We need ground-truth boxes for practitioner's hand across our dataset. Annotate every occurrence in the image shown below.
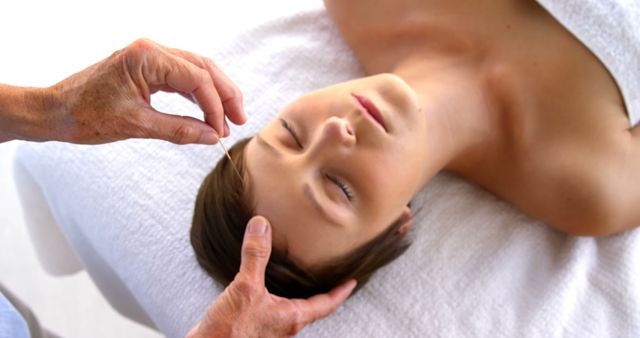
[186,216,357,338]
[37,38,245,144]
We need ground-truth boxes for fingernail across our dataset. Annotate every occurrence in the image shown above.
[247,217,267,235]
[199,131,218,144]
[340,280,357,296]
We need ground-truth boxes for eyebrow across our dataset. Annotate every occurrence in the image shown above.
[255,134,281,158]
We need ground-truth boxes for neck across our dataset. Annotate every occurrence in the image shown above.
[391,54,502,186]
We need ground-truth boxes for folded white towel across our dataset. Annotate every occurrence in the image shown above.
[14,1,640,337]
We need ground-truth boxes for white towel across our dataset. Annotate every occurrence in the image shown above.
[14,1,640,337]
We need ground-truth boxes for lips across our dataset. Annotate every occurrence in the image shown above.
[352,93,387,132]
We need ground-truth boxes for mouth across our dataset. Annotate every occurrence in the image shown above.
[351,93,387,133]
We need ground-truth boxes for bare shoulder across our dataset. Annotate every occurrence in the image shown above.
[500,124,640,237]
[474,4,640,237]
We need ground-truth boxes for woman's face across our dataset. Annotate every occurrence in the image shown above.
[245,74,428,269]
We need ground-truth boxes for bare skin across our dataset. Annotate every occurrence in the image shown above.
[324,0,638,236]
[0,39,246,145]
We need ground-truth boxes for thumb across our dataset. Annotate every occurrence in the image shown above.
[239,216,272,286]
[138,107,219,145]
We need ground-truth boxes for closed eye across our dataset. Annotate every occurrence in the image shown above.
[280,118,304,149]
[326,173,355,202]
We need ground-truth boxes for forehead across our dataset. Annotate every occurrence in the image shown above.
[244,137,287,246]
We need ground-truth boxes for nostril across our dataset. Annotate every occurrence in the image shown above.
[346,124,354,136]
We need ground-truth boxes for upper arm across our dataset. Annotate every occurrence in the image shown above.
[554,135,640,237]
[508,135,639,237]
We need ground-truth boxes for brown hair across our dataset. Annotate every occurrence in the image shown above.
[191,137,411,299]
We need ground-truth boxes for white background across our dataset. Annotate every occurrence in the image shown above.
[0,1,273,337]
[0,0,272,86]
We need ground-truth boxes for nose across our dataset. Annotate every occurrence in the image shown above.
[308,116,356,156]
[322,116,355,146]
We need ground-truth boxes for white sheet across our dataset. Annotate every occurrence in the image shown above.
[13,1,640,337]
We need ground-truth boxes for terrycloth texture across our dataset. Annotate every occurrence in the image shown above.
[13,1,640,337]
[537,0,640,127]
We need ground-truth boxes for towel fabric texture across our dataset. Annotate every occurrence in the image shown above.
[13,1,640,337]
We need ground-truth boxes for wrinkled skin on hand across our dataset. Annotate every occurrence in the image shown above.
[45,38,246,144]
[186,216,357,338]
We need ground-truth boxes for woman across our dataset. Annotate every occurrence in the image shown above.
[192,0,639,298]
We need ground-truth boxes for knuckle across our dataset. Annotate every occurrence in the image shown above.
[203,57,218,70]
[130,38,155,50]
[188,67,210,88]
[197,68,211,84]
[232,280,259,298]
[225,85,241,100]
[172,124,197,144]
[126,38,158,59]
[242,241,270,259]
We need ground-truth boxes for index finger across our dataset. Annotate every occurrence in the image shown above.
[123,39,226,136]
[202,57,246,126]
[150,55,226,135]
[168,48,246,126]
[163,61,225,135]
[293,279,357,325]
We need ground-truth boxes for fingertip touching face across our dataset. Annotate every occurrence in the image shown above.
[245,74,429,270]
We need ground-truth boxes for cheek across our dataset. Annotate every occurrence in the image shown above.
[358,155,415,207]
[253,172,300,221]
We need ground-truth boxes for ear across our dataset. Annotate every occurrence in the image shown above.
[395,206,413,236]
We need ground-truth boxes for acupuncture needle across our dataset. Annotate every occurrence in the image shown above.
[217,137,244,183]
